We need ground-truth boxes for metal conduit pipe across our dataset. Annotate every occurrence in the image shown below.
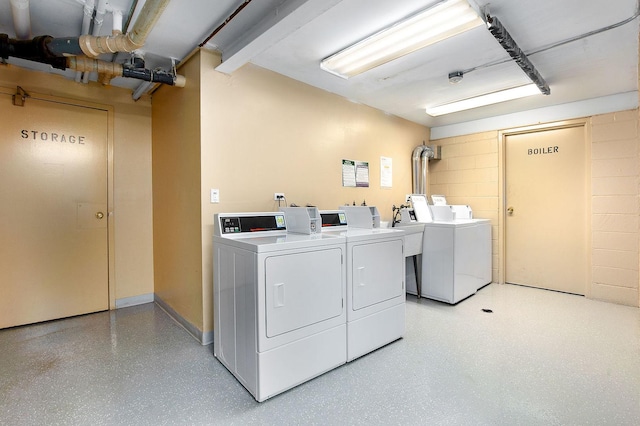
[412,145,427,195]
[411,145,434,196]
[10,0,31,40]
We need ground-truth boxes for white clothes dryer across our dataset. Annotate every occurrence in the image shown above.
[213,211,347,402]
[322,208,405,361]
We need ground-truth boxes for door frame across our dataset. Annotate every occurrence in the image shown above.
[497,119,592,298]
[0,86,116,309]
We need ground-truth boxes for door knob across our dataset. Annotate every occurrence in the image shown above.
[95,212,105,219]
[507,207,514,215]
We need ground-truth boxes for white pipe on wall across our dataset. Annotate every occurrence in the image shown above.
[92,0,108,36]
[112,9,123,34]
[83,0,107,83]
[10,0,31,40]
[76,0,95,82]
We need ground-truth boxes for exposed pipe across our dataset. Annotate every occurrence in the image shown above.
[10,0,31,40]
[81,0,96,35]
[79,0,170,57]
[412,145,435,196]
[412,145,426,195]
[0,0,185,88]
[0,34,68,69]
[92,0,108,37]
[112,10,124,35]
[68,56,186,87]
[82,0,107,83]
[76,0,95,82]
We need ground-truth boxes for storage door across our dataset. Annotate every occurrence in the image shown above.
[0,94,109,328]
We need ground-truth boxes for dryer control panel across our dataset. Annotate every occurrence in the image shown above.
[215,213,286,235]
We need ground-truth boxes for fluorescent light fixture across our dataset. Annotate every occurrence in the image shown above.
[426,83,541,116]
[321,0,483,79]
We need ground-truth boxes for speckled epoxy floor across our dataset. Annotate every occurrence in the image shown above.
[1,283,639,425]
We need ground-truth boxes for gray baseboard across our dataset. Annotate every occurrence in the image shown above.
[115,293,154,309]
[154,295,213,346]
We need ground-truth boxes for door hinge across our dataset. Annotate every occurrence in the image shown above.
[12,86,29,107]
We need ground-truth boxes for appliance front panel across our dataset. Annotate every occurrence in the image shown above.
[351,239,404,310]
[265,248,344,338]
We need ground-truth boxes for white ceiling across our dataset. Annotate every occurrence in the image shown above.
[1,0,638,130]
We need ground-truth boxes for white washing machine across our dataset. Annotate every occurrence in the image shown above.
[213,211,347,402]
[410,195,492,304]
[321,207,405,361]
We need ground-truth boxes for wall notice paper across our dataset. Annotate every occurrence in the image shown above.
[380,156,392,188]
[342,159,356,187]
[355,161,369,187]
[342,159,370,187]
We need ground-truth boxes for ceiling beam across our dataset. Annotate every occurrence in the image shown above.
[214,0,343,74]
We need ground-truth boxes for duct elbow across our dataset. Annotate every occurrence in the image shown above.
[174,74,186,88]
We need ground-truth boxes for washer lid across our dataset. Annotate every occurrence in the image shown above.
[324,227,405,242]
[410,195,433,223]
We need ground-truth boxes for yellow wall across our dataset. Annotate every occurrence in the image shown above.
[153,49,429,339]
[151,52,204,331]
[430,111,639,307]
[0,64,154,304]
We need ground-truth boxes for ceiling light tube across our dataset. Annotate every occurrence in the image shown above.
[426,83,541,116]
[321,0,483,79]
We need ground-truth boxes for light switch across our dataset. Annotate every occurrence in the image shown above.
[210,188,220,203]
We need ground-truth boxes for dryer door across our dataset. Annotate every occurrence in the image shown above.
[265,248,343,338]
[351,239,404,310]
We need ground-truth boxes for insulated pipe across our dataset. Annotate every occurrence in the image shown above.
[10,0,31,40]
[0,34,67,69]
[78,0,170,57]
[1,0,183,89]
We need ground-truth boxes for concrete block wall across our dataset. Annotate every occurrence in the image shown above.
[430,110,640,307]
[428,131,501,282]
[590,110,639,306]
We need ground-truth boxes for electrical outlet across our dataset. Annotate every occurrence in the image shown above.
[406,194,412,203]
[274,192,285,201]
